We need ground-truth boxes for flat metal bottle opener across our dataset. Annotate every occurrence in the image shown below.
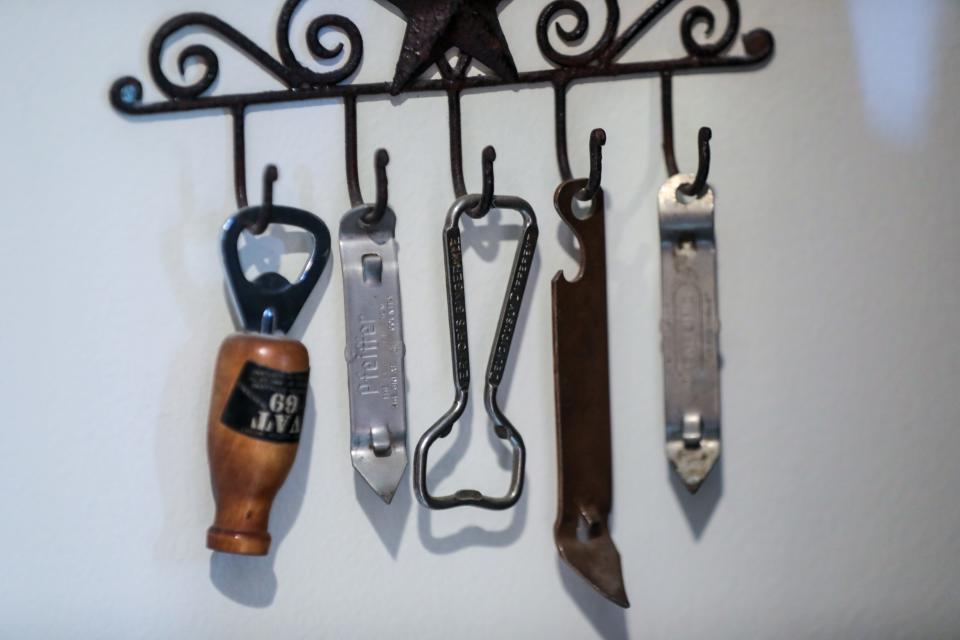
[340,203,407,503]
[552,178,629,608]
[659,173,721,493]
[413,193,538,510]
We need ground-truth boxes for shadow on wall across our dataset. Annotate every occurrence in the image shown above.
[669,455,723,540]
[557,558,629,640]
[206,386,319,608]
[846,0,941,147]
[354,466,413,559]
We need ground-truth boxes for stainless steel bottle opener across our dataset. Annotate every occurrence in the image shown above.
[340,203,407,504]
[413,193,538,510]
[659,173,721,493]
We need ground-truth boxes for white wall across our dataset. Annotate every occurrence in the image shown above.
[2,1,959,638]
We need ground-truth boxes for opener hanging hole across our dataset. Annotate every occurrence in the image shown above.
[568,196,594,221]
[675,186,697,205]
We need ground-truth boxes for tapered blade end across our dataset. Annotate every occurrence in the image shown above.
[557,533,630,609]
[609,588,630,609]
[667,439,720,495]
[353,451,407,504]
[682,474,706,494]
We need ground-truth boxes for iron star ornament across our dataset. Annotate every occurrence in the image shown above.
[382,0,519,94]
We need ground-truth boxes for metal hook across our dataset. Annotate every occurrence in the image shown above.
[678,127,711,198]
[660,72,712,199]
[360,149,390,226]
[345,95,392,226]
[231,105,248,210]
[465,146,496,219]
[576,128,606,202]
[246,165,278,235]
[446,90,496,218]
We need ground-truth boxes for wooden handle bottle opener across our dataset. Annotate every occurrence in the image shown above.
[206,197,331,555]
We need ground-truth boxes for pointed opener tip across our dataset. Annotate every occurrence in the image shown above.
[557,536,630,609]
[354,456,407,505]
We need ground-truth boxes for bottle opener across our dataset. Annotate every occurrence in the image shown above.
[206,187,331,556]
[339,203,408,504]
[552,178,629,608]
[413,193,538,510]
[659,173,721,493]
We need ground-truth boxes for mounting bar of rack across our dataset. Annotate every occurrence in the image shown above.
[109,0,774,212]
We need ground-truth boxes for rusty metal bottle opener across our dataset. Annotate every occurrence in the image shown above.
[552,178,629,608]
[413,193,538,510]
[660,173,721,493]
[339,202,407,504]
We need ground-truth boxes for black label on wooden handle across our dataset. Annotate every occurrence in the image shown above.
[221,362,309,443]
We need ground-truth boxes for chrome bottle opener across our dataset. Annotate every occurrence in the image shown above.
[339,202,407,504]
[413,193,538,510]
[659,173,721,493]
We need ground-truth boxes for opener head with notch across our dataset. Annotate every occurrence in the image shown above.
[221,205,332,335]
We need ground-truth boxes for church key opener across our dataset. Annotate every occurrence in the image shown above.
[339,201,407,504]
[413,193,538,510]
[660,173,721,493]
[206,171,331,555]
[552,178,629,608]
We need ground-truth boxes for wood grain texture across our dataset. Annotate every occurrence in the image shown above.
[206,333,309,556]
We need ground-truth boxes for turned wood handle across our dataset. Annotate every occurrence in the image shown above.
[206,333,310,556]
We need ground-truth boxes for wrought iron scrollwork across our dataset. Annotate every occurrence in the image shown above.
[275,3,363,89]
[536,0,620,67]
[679,0,739,58]
[109,0,774,216]
[110,0,773,115]
[536,0,765,69]
[539,0,771,186]
[111,0,362,111]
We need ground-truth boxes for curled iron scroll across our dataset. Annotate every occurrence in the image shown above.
[537,0,620,67]
[537,0,757,68]
[113,0,363,107]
